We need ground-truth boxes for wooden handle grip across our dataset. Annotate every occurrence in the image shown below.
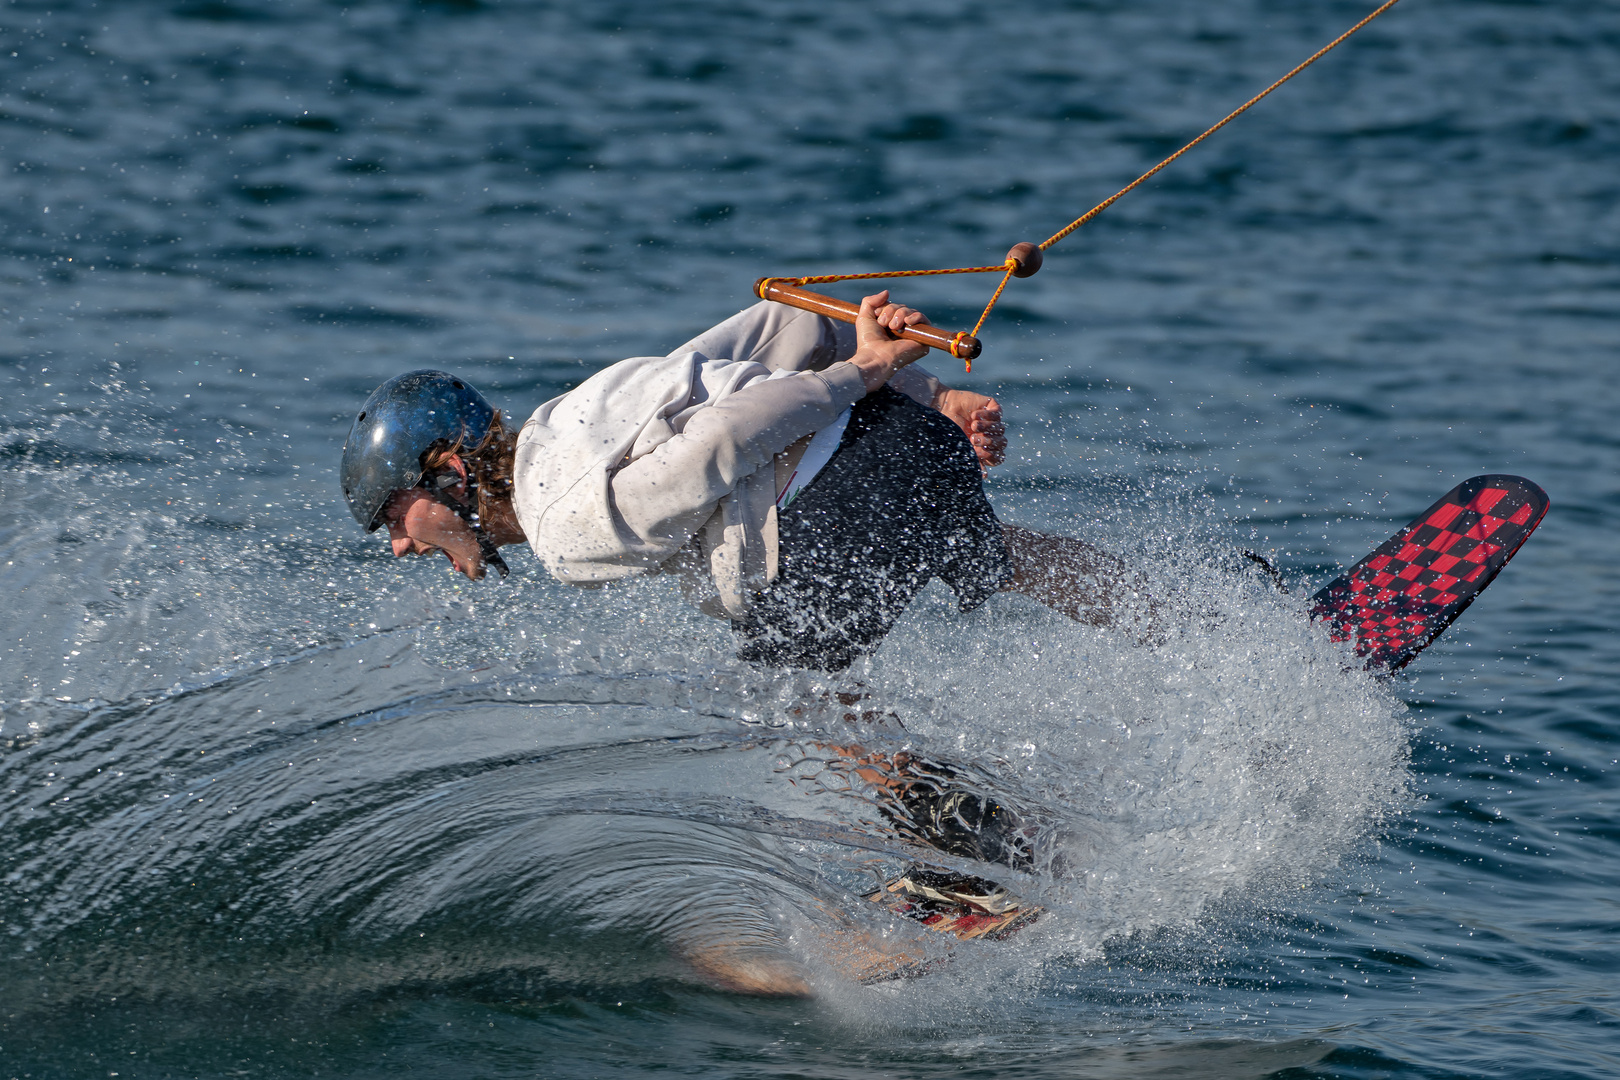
[753,279,982,361]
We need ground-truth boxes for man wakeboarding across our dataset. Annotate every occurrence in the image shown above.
[338,292,1548,990]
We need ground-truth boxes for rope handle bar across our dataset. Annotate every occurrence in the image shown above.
[754,278,983,362]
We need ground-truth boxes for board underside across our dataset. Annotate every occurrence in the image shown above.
[1309,474,1549,671]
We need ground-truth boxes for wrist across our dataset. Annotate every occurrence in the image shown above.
[849,352,896,393]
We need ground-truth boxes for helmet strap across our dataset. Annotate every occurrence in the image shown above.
[423,468,510,580]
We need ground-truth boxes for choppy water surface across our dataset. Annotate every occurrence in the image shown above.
[2,0,1616,1076]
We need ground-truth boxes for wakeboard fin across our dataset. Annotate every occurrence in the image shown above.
[1309,474,1548,671]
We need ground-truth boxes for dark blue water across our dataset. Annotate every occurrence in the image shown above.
[2,0,1616,1076]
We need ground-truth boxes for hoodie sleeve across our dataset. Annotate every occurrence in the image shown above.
[887,364,942,409]
[608,360,867,553]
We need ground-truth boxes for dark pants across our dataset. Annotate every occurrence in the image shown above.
[735,387,1013,673]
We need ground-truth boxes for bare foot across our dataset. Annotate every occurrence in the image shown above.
[684,944,814,997]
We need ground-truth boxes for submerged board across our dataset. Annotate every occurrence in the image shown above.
[864,867,1040,940]
[862,476,1549,962]
[1309,474,1548,672]
[858,867,1041,983]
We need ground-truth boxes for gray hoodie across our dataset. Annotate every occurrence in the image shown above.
[509,303,941,617]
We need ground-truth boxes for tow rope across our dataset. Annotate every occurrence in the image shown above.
[755,0,1403,370]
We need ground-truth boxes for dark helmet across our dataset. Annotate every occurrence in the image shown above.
[340,369,495,532]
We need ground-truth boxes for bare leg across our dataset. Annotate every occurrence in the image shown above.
[1001,523,1152,630]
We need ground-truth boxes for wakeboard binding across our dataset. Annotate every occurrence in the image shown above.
[863,866,1041,942]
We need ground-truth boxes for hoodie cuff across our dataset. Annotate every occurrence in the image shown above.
[887,364,943,410]
[812,361,869,413]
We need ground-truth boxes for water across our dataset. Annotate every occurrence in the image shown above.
[2,0,1616,1075]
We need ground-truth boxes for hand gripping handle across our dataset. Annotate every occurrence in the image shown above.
[753,278,983,362]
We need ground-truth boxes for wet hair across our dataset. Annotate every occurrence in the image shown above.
[419,409,518,526]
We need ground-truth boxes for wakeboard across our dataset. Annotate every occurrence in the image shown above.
[1308,474,1548,672]
[856,866,1041,983]
[858,476,1547,965]
[864,867,1039,940]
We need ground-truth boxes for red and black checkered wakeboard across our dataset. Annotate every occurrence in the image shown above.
[1309,475,1548,672]
[852,476,1546,978]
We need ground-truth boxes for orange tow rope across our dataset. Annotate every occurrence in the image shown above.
[755,0,1404,370]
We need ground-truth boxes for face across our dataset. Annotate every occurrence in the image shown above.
[380,487,485,580]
